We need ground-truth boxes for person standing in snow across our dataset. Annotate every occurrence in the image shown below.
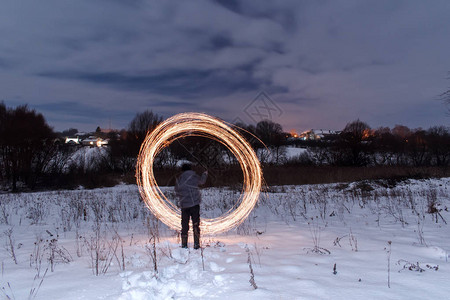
[175,163,208,249]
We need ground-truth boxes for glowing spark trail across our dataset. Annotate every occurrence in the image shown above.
[136,112,262,235]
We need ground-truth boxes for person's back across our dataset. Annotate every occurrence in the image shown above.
[175,169,207,208]
[175,163,207,249]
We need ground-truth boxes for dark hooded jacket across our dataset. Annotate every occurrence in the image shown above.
[175,170,208,208]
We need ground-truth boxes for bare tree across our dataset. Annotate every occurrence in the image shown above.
[0,102,6,183]
[441,71,450,114]
[342,119,371,141]
[255,120,286,164]
[128,110,163,145]
[255,120,284,146]
[407,129,429,166]
[426,126,450,166]
[0,103,55,191]
[109,110,163,172]
[336,119,372,166]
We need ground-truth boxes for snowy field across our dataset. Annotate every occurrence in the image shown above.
[1,178,449,299]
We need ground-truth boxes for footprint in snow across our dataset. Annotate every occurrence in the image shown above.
[209,262,225,272]
[171,248,189,264]
[213,274,227,287]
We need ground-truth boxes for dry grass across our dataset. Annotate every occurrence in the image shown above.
[56,165,449,189]
[262,165,450,186]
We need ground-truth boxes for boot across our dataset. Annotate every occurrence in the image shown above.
[193,231,200,250]
[181,235,188,248]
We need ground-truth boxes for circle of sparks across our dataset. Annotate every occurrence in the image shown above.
[136,112,262,235]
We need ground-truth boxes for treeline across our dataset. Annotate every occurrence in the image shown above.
[0,103,56,191]
[294,120,450,167]
[95,114,450,186]
[1,102,449,191]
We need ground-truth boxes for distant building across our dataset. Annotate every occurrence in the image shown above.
[81,136,108,147]
[74,132,89,139]
[299,129,341,141]
[65,136,81,145]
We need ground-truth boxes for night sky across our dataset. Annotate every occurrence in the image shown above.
[1,0,449,133]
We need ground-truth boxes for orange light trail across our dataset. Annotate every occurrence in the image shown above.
[136,112,262,235]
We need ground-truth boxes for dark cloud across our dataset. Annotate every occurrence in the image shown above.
[31,101,134,131]
[38,67,264,98]
[213,0,240,14]
[209,34,234,51]
[0,57,14,69]
[213,0,298,32]
[0,0,449,132]
[34,102,108,118]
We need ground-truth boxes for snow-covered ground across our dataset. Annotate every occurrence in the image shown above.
[64,145,306,172]
[284,146,307,159]
[1,178,449,299]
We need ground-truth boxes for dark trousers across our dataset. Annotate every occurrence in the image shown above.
[181,205,200,244]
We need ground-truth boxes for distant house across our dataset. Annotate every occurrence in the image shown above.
[299,129,341,141]
[65,136,81,145]
[81,136,108,147]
